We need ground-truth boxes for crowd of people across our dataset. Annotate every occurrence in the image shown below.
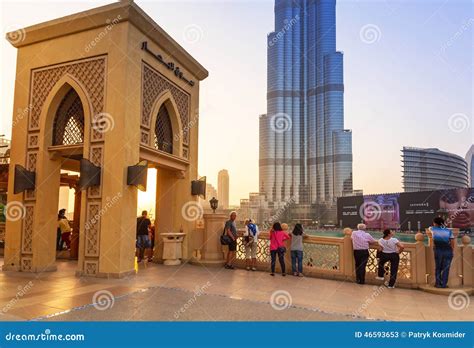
[59,207,455,289]
[221,211,309,277]
[220,212,456,289]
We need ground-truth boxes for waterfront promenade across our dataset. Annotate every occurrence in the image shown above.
[0,260,471,321]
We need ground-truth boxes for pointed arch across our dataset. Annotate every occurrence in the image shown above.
[149,90,183,157]
[39,73,93,149]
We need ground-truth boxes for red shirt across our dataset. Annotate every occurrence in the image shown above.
[270,230,289,251]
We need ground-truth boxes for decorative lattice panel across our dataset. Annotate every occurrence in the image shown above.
[84,260,99,275]
[154,104,173,153]
[21,205,34,254]
[366,249,412,280]
[142,63,190,145]
[236,238,270,263]
[303,243,340,271]
[27,134,39,149]
[29,57,106,133]
[21,257,33,272]
[85,203,101,257]
[52,89,85,146]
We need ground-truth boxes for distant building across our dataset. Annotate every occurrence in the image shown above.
[238,192,270,225]
[402,147,468,192]
[217,169,229,209]
[206,183,217,201]
[238,199,250,221]
[259,0,353,225]
[466,145,474,187]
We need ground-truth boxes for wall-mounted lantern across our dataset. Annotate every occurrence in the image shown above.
[78,158,101,190]
[13,164,35,194]
[191,176,206,197]
[127,160,148,191]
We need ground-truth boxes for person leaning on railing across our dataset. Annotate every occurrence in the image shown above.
[224,211,238,270]
[289,223,307,277]
[375,229,405,288]
[429,217,455,288]
[243,219,260,271]
[351,223,379,285]
[269,222,290,277]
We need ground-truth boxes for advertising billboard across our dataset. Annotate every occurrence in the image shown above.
[399,190,440,231]
[338,188,474,232]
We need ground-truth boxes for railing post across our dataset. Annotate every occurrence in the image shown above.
[414,232,426,287]
[461,235,472,287]
[448,229,462,287]
[342,228,353,280]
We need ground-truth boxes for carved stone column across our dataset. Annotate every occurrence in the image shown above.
[198,213,227,266]
[69,185,81,260]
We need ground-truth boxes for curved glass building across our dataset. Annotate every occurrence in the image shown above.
[402,147,469,192]
[259,0,353,222]
[466,145,474,187]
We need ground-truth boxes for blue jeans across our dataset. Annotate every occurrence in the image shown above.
[291,250,303,273]
[434,247,453,288]
[270,249,285,274]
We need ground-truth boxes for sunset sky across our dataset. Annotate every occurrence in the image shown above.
[1,0,472,206]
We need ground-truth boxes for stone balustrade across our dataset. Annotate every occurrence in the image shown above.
[229,228,473,290]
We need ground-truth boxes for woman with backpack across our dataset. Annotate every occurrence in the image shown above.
[269,222,289,276]
[244,219,260,271]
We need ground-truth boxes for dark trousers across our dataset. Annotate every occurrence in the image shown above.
[270,249,286,274]
[56,228,62,251]
[377,252,400,287]
[353,249,369,284]
[434,247,453,288]
[291,250,303,273]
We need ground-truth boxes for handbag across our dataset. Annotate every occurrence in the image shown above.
[220,228,233,245]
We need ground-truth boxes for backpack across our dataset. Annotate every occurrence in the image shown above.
[247,223,257,236]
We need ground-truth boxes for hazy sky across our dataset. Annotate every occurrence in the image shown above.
[1,0,472,205]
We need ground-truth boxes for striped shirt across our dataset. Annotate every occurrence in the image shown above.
[351,230,376,250]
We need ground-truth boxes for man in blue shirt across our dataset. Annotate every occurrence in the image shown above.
[429,217,455,288]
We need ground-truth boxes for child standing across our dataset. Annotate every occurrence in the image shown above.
[290,223,305,276]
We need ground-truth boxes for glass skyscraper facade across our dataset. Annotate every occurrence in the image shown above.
[259,0,353,222]
[402,147,469,192]
[466,145,474,188]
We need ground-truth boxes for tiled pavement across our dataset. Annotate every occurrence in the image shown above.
[0,259,472,321]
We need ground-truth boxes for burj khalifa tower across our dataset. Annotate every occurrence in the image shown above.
[259,0,353,223]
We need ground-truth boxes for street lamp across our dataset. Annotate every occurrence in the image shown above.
[209,197,218,213]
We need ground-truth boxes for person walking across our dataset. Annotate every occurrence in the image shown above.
[351,223,377,284]
[244,219,259,271]
[429,217,455,288]
[376,229,404,288]
[56,209,65,251]
[269,222,289,276]
[224,211,238,269]
[148,220,156,262]
[57,209,72,250]
[290,223,306,276]
[136,210,152,263]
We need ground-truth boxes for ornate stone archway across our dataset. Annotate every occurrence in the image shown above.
[4,1,208,278]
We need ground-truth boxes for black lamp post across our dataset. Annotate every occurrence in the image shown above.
[209,197,218,213]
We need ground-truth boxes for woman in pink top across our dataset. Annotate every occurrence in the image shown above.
[269,222,290,276]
